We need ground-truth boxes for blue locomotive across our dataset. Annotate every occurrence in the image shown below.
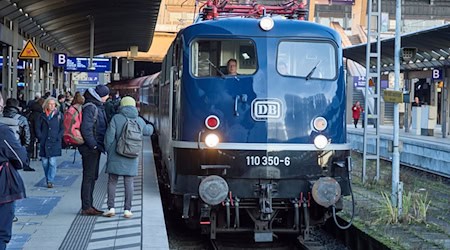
[140,0,353,242]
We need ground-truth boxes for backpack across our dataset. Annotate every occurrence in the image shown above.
[63,103,97,146]
[116,116,143,158]
[0,114,22,142]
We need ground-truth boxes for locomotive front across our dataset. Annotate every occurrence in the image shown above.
[162,15,353,242]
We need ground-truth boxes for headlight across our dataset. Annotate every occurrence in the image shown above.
[313,134,328,149]
[259,17,274,31]
[205,133,219,148]
[312,117,327,131]
[199,175,229,205]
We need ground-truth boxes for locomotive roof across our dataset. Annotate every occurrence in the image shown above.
[181,17,341,45]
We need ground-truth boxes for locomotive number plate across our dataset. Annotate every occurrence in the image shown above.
[246,156,291,167]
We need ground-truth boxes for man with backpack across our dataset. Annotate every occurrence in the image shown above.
[79,85,110,216]
[0,98,33,171]
[102,96,153,218]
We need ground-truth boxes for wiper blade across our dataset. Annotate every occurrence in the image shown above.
[305,60,321,80]
[206,59,225,78]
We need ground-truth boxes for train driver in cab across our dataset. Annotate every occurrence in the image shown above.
[227,58,238,75]
[278,62,289,75]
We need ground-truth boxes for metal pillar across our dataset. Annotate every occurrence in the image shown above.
[12,20,19,99]
[362,0,381,183]
[404,72,410,133]
[2,46,9,102]
[441,67,448,138]
[88,15,95,70]
[392,0,403,214]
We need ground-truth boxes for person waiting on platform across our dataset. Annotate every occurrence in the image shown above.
[0,123,29,250]
[79,85,110,216]
[352,101,364,128]
[35,97,64,188]
[102,96,153,218]
[227,58,238,75]
[412,96,421,107]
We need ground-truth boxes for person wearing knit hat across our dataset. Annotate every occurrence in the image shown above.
[103,95,153,218]
[95,84,110,98]
[79,84,110,216]
[120,96,136,107]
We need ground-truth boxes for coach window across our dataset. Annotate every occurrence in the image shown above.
[277,41,336,80]
[191,39,257,77]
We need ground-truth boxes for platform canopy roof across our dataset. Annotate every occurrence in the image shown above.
[344,23,450,72]
[0,0,161,56]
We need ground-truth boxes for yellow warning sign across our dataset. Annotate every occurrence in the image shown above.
[19,40,41,59]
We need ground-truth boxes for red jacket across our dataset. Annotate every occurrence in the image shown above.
[352,105,363,119]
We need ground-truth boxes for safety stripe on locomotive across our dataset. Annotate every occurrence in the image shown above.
[172,141,351,151]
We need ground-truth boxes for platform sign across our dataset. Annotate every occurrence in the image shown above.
[353,76,366,87]
[19,40,41,59]
[54,53,67,67]
[0,58,26,69]
[384,90,403,103]
[432,69,443,80]
[331,0,355,5]
[65,57,111,72]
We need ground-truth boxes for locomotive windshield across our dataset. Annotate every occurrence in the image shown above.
[277,41,337,80]
[191,39,257,77]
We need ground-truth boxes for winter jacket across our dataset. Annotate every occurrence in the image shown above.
[35,110,64,157]
[1,106,31,146]
[104,106,153,176]
[28,100,43,141]
[0,124,28,204]
[352,105,363,119]
[81,89,108,152]
[104,99,118,122]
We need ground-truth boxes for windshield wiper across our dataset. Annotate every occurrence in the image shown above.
[206,59,225,78]
[305,60,321,80]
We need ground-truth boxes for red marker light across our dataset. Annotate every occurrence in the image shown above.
[205,115,220,130]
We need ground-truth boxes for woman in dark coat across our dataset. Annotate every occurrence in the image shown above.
[35,97,64,188]
[0,124,28,250]
[28,98,45,160]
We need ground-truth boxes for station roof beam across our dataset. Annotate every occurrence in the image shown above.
[344,24,450,72]
[0,0,161,56]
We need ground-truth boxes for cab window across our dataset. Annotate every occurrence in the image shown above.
[191,39,257,77]
[277,41,337,80]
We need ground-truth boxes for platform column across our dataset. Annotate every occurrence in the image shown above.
[442,67,449,137]
[11,20,19,99]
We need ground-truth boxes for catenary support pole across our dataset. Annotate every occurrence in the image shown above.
[392,0,403,215]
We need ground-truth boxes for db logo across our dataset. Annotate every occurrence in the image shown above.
[251,99,282,121]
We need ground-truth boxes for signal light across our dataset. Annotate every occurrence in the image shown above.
[205,115,220,130]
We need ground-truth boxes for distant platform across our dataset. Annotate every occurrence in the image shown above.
[347,124,450,178]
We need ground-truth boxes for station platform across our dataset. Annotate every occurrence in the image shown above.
[6,136,169,250]
[347,123,450,177]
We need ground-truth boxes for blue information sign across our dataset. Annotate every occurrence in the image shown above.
[331,0,355,5]
[353,76,366,87]
[64,57,111,72]
[0,58,26,69]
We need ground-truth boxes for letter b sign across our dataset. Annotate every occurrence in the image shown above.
[432,69,442,80]
[54,53,67,67]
